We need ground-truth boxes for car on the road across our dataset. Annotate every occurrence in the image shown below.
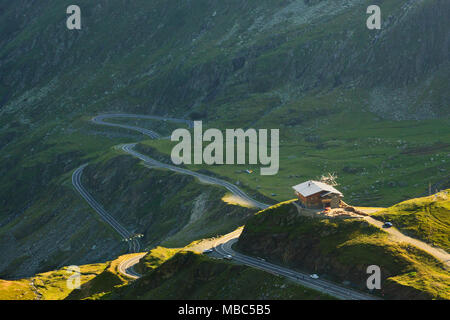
[224,255,233,260]
[310,274,319,279]
[382,222,393,228]
[203,249,213,254]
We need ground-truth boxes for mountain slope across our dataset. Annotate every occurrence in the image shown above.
[0,243,334,300]
[0,0,449,285]
[101,251,334,300]
[0,148,255,278]
[236,200,450,299]
[372,189,450,251]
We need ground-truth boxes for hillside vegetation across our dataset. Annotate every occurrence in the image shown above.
[82,153,257,249]
[372,190,450,251]
[0,261,109,300]
[100,251,334,300]
[2,193,448,300]
[0,148,256,278]
[136,115,450,206]
[0,279,36,300]
[0,0,448,288]
[1,243,333,300]
[236,200,450,299]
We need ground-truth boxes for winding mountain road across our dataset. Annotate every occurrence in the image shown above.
[72,164,142,278]
[92,113,194,138]
[73,113,382,299]
[118,253,147,280]
[94,114,269,209]
[74,113,269,279]
[213,230,379,300]
[121,144,270,210]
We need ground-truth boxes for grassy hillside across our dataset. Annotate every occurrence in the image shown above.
[65,253,144,300]
[372,190,450,251]
[0,144,256,278]
[0,279,36,300]
[0,0,448,286]
[236,200,450,299]
[135,246,182,274]
[1,243,333,300]
[0,251,153,300]
[81,153,257,249]
[135,113,450,207]
[0,261,109,300]
[101,251,334,300]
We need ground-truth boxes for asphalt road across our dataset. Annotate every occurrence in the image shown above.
[92,113,194,138]
[118,253,147,280]
[72,164,142,278]
[94,113,270,209]
[75,113,379,299]
[121,143,270,210]
[213,230,379,300]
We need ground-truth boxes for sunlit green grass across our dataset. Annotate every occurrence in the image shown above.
[238,200,450,299]
[134,107,450,207]
[102,251,336,300]
[32,263,108,300]
[372,190,450,251]
[0,279,36,300]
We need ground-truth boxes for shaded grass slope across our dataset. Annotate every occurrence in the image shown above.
[237,200,450,299]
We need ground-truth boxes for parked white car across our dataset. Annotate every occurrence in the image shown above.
[310,274,319,279]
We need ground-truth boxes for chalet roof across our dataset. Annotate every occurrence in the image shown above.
[292,180,343,198]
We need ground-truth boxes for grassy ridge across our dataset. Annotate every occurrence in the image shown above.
[65,253,146,300]
[1,242,333,300]
[31,263,109,300]
[372,189,450,251]
[237,200,450,299]
[0,262,108,300]
[0,279,36,300]
[136,246,182,274]
[101,251,334,300]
